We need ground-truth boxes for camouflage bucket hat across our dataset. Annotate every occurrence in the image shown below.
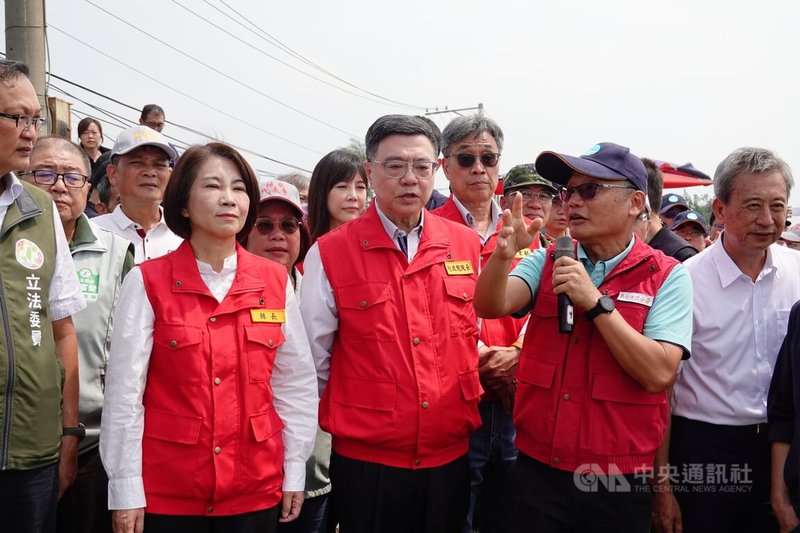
[502,163,558,195]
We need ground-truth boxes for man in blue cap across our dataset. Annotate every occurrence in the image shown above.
[671,210,708,252]
[475,142,693,532]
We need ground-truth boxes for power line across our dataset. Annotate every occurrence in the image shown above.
[83,0,358,138]
[207,0,427,110]
[169,0,410,110]
[46,26,324,157]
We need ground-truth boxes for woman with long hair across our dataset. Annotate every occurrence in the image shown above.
[101,143,317,532]
[306,150,368,243]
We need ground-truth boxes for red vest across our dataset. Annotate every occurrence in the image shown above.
[317,205,482,469]
[515,237,678,474]
[139,241,288,515]
[432,197,533,347]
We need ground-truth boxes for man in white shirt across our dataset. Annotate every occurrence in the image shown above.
[661,148,800,532]
[0,59,86,531]
[92,125,181,262]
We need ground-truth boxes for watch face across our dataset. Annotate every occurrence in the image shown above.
[599,295,615,313]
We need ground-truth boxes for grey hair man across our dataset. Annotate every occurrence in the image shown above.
[22,137,134,530]
[0,60,86,530]
[665,148,800,532]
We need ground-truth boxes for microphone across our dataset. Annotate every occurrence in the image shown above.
[554,236,575,334]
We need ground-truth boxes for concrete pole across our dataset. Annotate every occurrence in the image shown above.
[5,0,47,110]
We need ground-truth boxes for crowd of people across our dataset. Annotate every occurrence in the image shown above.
[3,58,800,533]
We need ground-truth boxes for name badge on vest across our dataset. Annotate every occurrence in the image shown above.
[616,292,654,307]
[444,260,474,275]
[251,309,286,323]
[515,248,532,259]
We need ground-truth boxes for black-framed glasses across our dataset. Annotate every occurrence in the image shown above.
[445,152,500,169]
[370,160,437,179]
[0,111,47,131]
[254,216,301,236]
[506,189,555,203]
[21,170,88,189]
[560,183,636,202]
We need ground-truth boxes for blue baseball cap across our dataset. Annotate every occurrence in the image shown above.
[534,142,648,193]
[660,193,690,214]
[671,210,708,234]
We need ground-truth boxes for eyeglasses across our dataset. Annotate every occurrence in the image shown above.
[371,160,437,179]
[506,189,555,203]
[675,229,706,238]
[21,170,88,189]
[560,183,636,202]
[445,152,501,168]
[0,111,47,131]
[254,216,301,236]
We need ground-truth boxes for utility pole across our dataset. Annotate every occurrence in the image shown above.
[425,103,484,118]
[5,0,47,109]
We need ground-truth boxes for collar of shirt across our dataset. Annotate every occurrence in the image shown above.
[110,204,168,232]
[374,202,424,255]
[70,213,98,249]
[577,235,636,287]
[450,194,502,243]
[196,252,238,303]
[0,173,25,208]
[713,232,777,288]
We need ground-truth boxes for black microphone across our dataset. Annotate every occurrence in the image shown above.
[554,236,575,334]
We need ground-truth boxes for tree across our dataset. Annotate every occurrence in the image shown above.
[684,190,713,220]
[341,138,366,161]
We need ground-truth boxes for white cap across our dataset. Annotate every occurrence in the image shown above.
[111,125,177,160]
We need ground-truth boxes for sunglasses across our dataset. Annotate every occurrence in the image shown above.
[446,152,501,168]
[560,183,636,202]
[254,217,301,236]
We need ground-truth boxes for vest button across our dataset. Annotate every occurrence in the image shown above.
[421,401,429,409]
[175,280,182,287]
[207,506,214,514]
[209,317,217,323]
[268,339,274,347]
[562,393,570,401]
[412,338,421,346]
[168,340,177,348]
[414,459,421,466]
[572,337,579,344]
[552,457,560,464]
[259,298,265,305]
[214,377,221,386]
[403,274,409,279]
[214,446,221,455]
[360,300,367,308]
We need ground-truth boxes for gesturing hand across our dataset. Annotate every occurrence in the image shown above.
[494,192,543,260]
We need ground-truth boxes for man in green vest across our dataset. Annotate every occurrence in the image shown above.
[0,60,85,531]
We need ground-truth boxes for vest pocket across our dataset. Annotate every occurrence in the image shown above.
[336,283,395,341]
[587,372,666,456]
[515,358,556,441]
[329,376,397,446]
[443,277,478,337]
[152,323,205,385]
[142,409,203,497]
[245,324,285,383]
[458,368,483,434]
[241,407,285,493]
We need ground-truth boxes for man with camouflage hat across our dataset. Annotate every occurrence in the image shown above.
[500,163,560,247]
[433,116,540,532]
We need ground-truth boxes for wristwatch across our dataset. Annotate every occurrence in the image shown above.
[62,423,86,440]
[585,295,615,321]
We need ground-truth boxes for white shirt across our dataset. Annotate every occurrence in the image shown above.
[0,173,85,320]
[450,194,502,244]
[672,237,800,425]
[93,205,183,263]
[101,254,318,510]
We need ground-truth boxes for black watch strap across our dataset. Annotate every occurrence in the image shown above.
[62,423,86,440]
[585,296,615,321]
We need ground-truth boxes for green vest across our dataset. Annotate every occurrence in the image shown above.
[0,181,61,470]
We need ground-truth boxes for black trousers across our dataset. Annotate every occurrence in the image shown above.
[0,460,59,533]
[670,415,778,533]
[329,452,470,533]
[508,453,652,533]
[57,446,112,533]
[145,506,279,533]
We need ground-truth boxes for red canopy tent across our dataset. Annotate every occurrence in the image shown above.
[657,161,713,189]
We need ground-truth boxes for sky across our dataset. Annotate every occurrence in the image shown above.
[4,0,800,208]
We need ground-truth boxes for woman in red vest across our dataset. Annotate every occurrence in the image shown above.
[100,143,318,533]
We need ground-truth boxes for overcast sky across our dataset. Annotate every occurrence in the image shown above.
[4,0,799,205]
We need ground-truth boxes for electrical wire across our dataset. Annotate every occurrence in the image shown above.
[83,0,358,138]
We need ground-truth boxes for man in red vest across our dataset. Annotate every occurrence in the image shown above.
[301,115,482,533]
[475,142,693,532]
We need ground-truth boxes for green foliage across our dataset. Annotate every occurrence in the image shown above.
[683,190,713,220]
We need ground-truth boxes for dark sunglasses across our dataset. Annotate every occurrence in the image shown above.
[254,217,300,236]
[446,152,501,168]
[560,183,636,202]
